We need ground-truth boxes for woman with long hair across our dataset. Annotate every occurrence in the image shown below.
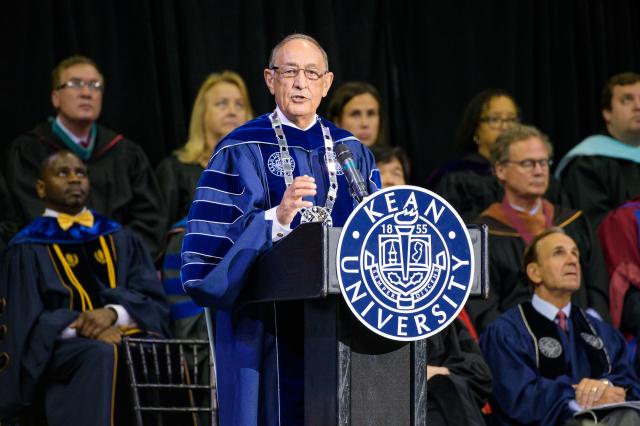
[156,71,254,225]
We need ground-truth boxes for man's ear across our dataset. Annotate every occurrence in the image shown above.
[495,162,507,182]
[263,68,276,95]
[321,71,334,97]
[526,262,542,285]
[36,179,46,200]
[51,90,60,110]
[602,108,612,126]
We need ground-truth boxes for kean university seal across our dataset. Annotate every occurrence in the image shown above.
[337,185,475,341]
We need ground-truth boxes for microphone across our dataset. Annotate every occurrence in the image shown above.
[334,144,369,203]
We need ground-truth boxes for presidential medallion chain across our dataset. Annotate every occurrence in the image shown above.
[270,110,338,226]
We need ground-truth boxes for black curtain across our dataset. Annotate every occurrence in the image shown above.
[2,0,640,185]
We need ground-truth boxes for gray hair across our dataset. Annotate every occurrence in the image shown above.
[268,33,329,70]
[489,124,553,167]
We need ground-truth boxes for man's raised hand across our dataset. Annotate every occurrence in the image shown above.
[276,175,317,225]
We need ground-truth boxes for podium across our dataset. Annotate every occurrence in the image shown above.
[242,223,427,426]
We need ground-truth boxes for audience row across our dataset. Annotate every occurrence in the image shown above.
[2,52,640,425]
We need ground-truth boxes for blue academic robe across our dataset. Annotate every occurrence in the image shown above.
[0,213,170,421]
[181,114,380,425]
[480,305,640,426]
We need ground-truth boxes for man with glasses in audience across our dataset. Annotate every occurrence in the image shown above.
[181,34,379,425]
[467,124,609,333]
[5,55,166,256]
[556,72,640,228]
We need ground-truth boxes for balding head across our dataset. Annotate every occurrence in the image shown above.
[268,33,329,70]
[264,33,334,129]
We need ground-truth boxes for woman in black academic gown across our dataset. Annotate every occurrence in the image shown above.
[428,89,569,222]
[155,71,254,226]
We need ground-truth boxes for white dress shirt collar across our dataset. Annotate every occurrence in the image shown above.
[275,106,318,131]
[55,116,90,146]
[509,198,542,215]
[531,293,571,321]
[43,207,88,218]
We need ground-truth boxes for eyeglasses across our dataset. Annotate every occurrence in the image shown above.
[479,115,519,129]
[271,66,327,81]
[502,158,553,170]
[56,78,104,92]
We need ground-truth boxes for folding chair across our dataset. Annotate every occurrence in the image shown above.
[123,337,217,426]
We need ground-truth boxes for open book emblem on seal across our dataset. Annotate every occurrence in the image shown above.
[337,185,474,341]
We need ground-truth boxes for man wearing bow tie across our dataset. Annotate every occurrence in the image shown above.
[0,150,169,426]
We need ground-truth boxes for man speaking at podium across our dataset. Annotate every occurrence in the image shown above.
[181,34,380,425]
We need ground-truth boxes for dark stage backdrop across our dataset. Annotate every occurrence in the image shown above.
[2,0,640,185]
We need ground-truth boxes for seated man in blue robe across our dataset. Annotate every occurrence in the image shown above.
[181,33,379,425]
[481,228,640,426]
[0,150,170,426]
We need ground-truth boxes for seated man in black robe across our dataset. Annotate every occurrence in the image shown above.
[0,150,170,426]
[481,228,640,426]
[556,72,640,228]
[5,55,166,256]
[467,124,609,332]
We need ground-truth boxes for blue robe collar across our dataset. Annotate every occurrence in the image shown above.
[9,210,121,246]
[555,134,640,178]
[217,113,357,153]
